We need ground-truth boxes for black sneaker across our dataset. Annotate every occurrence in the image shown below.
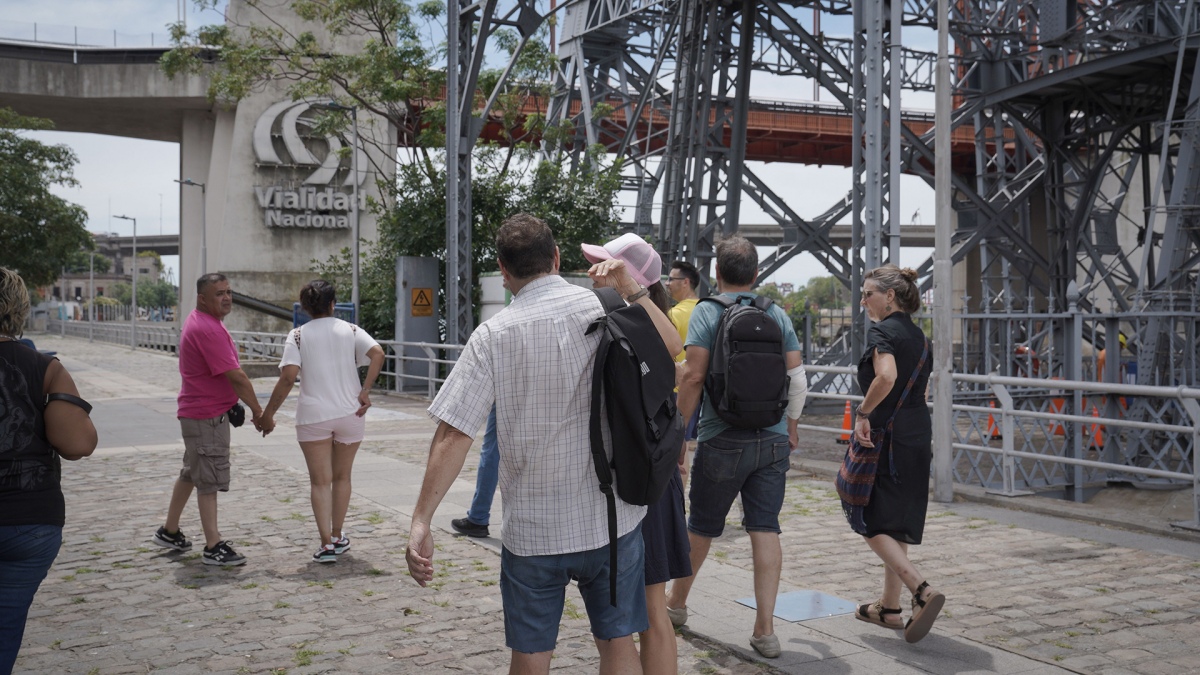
[153,526,192,551]
[312,544,337,564]
[332,535,351,555]
[202,541,246,566]
[450,518,489,538]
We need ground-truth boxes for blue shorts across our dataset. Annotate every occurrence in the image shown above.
[500,524,648,653]
[688,430,790,538]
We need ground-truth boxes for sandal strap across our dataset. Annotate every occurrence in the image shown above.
[912,581,933,608]
[879,605,902,615]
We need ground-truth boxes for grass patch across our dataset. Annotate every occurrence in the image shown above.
[90,535,104,543]
[365,512,385,525]
[362,590,375,597]
[240,582,259,589]
[260,515,275,522]
[110,562,134,569]
[307,580,334,589]
[71,597,86,604]
[366,568,385,576]
[275,601,291,609]
[294,645,322,666]
[563,598,584,620]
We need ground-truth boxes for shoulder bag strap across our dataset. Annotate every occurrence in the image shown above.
[584,313,619,607]
[883,338,929,429]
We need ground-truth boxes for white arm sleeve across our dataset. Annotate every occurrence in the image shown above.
[787,364,808,419]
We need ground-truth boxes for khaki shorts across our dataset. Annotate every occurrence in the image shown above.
[179,415,231,495]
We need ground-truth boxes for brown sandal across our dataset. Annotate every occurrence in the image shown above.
[904,581,945,643]
[855,600,903,629]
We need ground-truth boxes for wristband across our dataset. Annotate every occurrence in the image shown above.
[856,408,873,418]
[625,287,649,303]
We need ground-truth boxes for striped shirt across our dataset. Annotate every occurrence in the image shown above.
[428,275,646,556]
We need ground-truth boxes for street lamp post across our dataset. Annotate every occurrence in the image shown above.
[175,178,207,274]
[311,101,360,321]
[89,251,94,342]
[114,214,137,350]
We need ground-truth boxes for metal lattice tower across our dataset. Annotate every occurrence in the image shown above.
[448,0,1200,390]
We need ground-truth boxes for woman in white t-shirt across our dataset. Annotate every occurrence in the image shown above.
[259,280,385,563]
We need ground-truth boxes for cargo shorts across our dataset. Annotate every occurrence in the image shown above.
[178,414,231,494]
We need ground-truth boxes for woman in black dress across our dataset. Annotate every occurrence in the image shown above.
[851,264,944,643]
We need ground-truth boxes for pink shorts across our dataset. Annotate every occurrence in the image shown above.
[296,413,366,444]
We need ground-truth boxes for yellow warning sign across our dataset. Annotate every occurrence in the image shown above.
[411,288,433,317]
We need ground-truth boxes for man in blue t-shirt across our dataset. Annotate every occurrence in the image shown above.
[664,236,808,659]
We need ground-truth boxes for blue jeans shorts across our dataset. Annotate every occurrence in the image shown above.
[687,430,790,538]
[500,524,648,653]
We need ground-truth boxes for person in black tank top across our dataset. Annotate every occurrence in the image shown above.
[850,265,945,644]
[0,267,97,673]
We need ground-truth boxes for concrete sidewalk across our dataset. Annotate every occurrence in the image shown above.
[16,334,1200,673]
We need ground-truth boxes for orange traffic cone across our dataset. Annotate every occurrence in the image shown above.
[987,401,1002,439]
[1088,405,1104,449]
[838,401,852,444]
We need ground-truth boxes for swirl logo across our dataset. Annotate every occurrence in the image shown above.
[252,100,366,187]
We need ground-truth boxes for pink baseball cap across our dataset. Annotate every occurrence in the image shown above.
[581,233,663,288]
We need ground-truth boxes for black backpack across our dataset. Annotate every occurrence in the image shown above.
[586,286,684,605]
[701,294,789,429]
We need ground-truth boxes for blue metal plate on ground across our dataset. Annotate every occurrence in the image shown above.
[737,590,859,622]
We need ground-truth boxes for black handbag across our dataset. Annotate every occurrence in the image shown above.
[227,403,246,428]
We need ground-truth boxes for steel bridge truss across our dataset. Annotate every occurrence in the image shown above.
[447,1,1200,391]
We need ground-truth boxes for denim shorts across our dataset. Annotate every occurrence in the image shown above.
[687,430,790,538]
[500,524,648,653]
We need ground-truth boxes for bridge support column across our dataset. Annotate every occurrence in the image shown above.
[179,110,216,320]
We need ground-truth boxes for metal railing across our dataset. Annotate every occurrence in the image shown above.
[0,19,172,48]
[43,317,1200,526]
[44,317,464,399]
[799,364,1200,528]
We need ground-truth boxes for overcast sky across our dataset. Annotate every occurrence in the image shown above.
[2,0,937,290]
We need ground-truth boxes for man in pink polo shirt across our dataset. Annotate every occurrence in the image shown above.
[151,273,264,566]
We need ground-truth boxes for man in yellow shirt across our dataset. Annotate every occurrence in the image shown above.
[667,261,700,359]
[667,261,701,456]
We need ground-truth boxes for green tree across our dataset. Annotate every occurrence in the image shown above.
[65,249,112,274]
[803,275,850,309]
[139,279,179,308]
[0,108,92,287]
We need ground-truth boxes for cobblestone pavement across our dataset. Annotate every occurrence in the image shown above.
[17,334,1200,674]
[17,335,778,674]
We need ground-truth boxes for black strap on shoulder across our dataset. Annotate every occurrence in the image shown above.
[45,392,92,415]
[751,294,775,311]
[593,286,625,315]
[698,294,736,310]
[585,298,620,607]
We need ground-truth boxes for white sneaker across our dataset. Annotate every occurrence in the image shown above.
[749,633,781,658]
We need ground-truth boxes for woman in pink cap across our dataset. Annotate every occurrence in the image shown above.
[582,233,690,675]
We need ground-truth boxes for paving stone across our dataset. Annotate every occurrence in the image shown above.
[16,336,1200,674]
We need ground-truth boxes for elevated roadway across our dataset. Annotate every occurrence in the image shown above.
[0,39,977,170]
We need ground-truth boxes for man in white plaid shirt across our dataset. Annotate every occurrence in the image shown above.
[407,213,679,674]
